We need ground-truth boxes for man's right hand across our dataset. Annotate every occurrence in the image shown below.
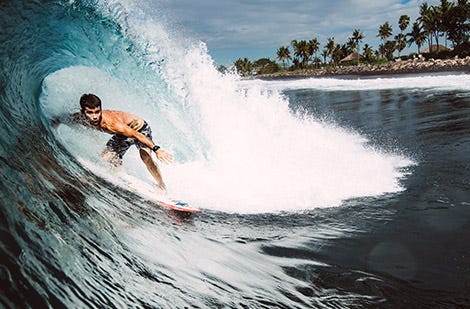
[51,117,61,128]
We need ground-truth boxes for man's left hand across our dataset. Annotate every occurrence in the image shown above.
[155,149,173,164]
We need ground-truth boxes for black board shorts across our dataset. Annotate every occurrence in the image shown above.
[105,122,153,158]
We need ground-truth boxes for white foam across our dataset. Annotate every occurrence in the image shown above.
[241,73,470,92]
[153,46,415,213]
[40,1,421,214]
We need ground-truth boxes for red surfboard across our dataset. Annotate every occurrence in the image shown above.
[153,197,201,213]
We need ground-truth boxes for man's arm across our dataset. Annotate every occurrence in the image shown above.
[111,122,173,164]
[51,112,88,128]
[112,122,154,147]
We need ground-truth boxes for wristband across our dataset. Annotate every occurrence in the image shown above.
[152,145,160,152]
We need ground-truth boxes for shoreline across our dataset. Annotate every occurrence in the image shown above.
[249,57,470,80]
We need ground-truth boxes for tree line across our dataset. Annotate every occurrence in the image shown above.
[228,0,469,76]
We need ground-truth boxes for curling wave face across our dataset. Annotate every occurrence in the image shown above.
[1,0,415,219]
[35,1,416,214]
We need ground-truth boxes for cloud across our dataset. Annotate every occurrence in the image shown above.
[151,0,441,52]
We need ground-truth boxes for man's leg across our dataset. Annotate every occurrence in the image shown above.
[139,148,167,194]
[101,150,123,167]
[103,134,130,167]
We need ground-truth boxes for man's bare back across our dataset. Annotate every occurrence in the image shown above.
[100,110,145,133]
[98,110,153,148]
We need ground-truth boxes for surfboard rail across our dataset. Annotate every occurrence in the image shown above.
[154,198,201,213]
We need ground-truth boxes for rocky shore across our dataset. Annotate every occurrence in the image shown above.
[254,56,470,80]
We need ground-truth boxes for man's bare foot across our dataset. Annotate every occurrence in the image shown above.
[156,186,167,196]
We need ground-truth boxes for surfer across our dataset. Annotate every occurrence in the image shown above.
[53,93,173,194]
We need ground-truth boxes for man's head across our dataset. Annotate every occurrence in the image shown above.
[80,93,102,126]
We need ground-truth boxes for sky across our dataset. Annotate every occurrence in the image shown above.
[152,0,442,66]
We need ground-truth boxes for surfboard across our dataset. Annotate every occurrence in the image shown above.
[75,157,199,212]
[152,196,201,213]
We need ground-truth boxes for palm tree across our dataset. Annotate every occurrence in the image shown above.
[332,44,344,65]
[374,50,381,61]
[447,0,469,47]
[308,38,320,68]
[431,5,443,49]
[234,58,252,76]
[290,40,300,68]
[395,33,407,57]
[345,38,356,55]
[313,57,322,69]
[326,37,336,65]
[276,46,291,70]
[291,40,310,69]
[384,40,397,60]
[399,15,411,34]
[407,21,426,53]
[418,3,431,51]
[438,0,453,48]
[377,22,393,59]
[351,29,365,65]
[321,48,328,65]
[377,22,393,58]
[378,21,393,43]
[379,41,396,61]
[418,2,440,52]
[396,14,410,58]
[363,44,374,63]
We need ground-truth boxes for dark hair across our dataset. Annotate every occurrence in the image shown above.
[80,93,101,113]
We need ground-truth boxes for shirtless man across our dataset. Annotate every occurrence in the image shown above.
[78,93,172,194]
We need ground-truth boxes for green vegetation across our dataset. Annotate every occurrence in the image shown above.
[228,0,469,76]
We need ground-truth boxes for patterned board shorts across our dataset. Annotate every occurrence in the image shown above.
[105,122,153,158]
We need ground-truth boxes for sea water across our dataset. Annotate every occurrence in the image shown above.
[1,0,470,307]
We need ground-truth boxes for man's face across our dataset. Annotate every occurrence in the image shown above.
[83,106,102,126]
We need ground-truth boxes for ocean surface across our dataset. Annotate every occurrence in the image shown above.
[1,0,470,308]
